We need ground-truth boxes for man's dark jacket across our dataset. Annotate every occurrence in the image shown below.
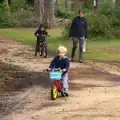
[69,16,88,39]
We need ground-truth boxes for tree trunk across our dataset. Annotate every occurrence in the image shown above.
[43,0,55,29]
[34,0,44,24]
[94,0,99,9]
[39,0,44,24]
[55,0,59,9]
[34,0,39,19]
[43,0,49,28]
[112,0,116,7]
[65,0,70,10]
[34,0,55,28]
[115,0,120,7]
[4,0,9,8]
[71,0,81,12]
[49,0,55,28]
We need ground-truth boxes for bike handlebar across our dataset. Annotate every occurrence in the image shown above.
[36,34,50,37]
[46,68,63,72]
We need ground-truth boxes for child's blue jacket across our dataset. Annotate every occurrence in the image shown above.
[49,56,70,74]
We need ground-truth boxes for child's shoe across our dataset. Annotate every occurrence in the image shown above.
[64,88,69,96]
[34,52,37,56]
[79,59,84,63]
[61,88,69,97]
[44,56,47,58]
[69,58,74,62]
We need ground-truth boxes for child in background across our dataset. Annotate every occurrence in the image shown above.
[48,45,70,95]
[34,24,50,57]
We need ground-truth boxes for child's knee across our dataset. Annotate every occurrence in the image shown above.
[62,74,68,82]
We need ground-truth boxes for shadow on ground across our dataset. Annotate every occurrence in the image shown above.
[0,61,49,92]
[0,60,120,93]
[69,67,120,90]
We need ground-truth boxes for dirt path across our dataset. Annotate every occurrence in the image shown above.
[0,36,120,120]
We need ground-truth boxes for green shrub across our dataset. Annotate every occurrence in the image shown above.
[98,3,120,38]
[0,4,19,27]
[56,9,74,19]
[82,0,93,10]
[86,12,111,38]
[62,19,71,37]
[0,2,35,28]
[16,10,39,27]
[10,0,26,12]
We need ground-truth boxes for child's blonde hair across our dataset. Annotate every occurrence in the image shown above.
[57,45,67,54]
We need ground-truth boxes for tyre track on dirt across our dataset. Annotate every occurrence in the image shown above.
[0,86,35,118]
[85,61,120,76]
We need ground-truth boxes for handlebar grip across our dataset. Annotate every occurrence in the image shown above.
[46,68,64,72]
[46,69,50,72]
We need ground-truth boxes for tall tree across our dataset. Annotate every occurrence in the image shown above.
[115,0,120,6]
[34,0,55,28]
[71,0,82,12]
[94,0,99,9]
[49,0,55,27]
[71,0,78,10]
[39,0,44,23]
[34,0,44,24]
[43,0,49,28]
[4,0,9,8]
[112,0,116,7]
[55,0,59,9]
[65,0,70,10]
[43,0,55,28]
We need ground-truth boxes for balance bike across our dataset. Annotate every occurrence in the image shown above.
[49,69,68,100]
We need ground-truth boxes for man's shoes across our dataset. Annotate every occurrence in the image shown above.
[83,48,86,53]
[69,58,74,62]
[70,59,74,62]
[40,54,42,57]
[79,59,84,63]
[34,53,37,56]
[44,56,47,58]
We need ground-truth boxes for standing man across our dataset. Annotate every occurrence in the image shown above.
[69,9,88,63]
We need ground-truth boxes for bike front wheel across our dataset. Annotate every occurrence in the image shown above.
[51,84,58,100]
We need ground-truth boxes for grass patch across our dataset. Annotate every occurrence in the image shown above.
[0,28,120,61]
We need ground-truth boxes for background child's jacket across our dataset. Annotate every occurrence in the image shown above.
[34,28,48,42]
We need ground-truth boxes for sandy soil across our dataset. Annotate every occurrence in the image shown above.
[0,35,120,120]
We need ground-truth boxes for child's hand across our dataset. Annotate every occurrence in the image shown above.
[48,33,50,36]
[63,69,66,72]
[47,68,51,71]
[36,34,39,36]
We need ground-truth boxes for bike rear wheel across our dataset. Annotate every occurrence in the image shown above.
[51,84,58,100]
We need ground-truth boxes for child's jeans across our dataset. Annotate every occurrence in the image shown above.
[40,40,47,57]
[35,36,47,57]
[40,35,47,57]
[62,73,68,91]
[35,39,40,53]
